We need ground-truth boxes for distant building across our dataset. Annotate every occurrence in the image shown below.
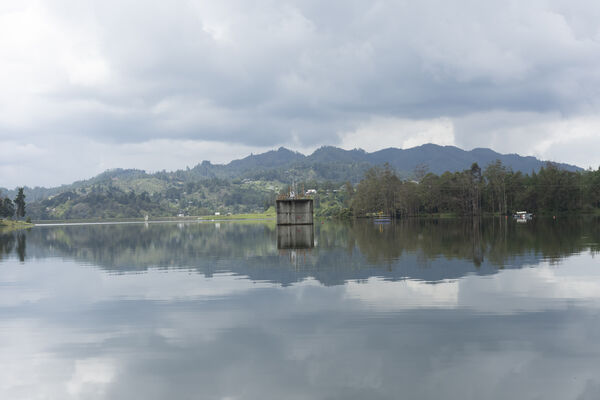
[305,189,317,195]
[215,212,220,216]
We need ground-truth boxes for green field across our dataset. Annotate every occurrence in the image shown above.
[197,206,276,221]
[30,207,278,225]
[0,219,34,232]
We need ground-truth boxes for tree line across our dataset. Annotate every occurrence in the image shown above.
[0,188,26,219]
[350,161,600,217]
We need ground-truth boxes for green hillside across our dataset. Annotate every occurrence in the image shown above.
[1,144,588,221]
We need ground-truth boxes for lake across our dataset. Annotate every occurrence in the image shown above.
[1,218,599,399]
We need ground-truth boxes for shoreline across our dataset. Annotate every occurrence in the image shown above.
[32,214,277,226]
[33,218,277,227]
[0,220,35,232]
[22,211,600,227]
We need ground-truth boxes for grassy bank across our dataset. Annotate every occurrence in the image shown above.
[0,219,34,232]
[197,207,276,221]
[32,207,277,225]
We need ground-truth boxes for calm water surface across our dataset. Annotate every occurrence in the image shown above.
[1,218,600,399]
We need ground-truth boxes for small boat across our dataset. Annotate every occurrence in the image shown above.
[513,211,533,222]
[373,216,392,224]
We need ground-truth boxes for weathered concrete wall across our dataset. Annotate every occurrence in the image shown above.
[277,225,314,249]
[276,199,314,225]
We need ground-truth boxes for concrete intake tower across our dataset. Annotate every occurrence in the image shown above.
[276,197,314,225]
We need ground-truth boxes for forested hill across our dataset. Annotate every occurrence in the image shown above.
[2,144,581,201]
[0,144,585,220]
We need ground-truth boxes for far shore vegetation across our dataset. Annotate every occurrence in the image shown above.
[4,159,600,222]
[0,187,32,231]
[0,219,34,232]
[345,161,600,218]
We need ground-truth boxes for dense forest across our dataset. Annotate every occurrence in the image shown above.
[349,161,600,217]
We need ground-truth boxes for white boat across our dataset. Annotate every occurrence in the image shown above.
[513,211,533,222]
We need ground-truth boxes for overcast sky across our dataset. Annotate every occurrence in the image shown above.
[2,0,600,188]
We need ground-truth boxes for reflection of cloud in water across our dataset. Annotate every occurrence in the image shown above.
[0,317,119,399]
[0,258,280,308]
[67,358,115,398]
[345,278,460,309]
[346,253,600,314]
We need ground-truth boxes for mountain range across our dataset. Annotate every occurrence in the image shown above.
[1,143,582,203]
[226,143,580,177]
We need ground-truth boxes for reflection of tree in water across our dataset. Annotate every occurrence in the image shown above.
[483,217,600,265]
[0,230,27,262]
[2,218,599,284]
[24,222,278,272]
[471,218,483,267]
[348,217,600,268]
[348,221,404,264]
[0,232,16,261]
[349,218,487,267]
[16,232,26,262]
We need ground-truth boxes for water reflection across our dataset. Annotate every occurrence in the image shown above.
[277,224,314,249]
[0,230,27,262]
[2,217,598,284]
[1,219,600,399]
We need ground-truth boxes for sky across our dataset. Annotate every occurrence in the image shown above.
[2,0,600,188]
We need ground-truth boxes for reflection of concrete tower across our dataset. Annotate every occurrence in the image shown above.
[277,225,314,268]
[277,225,314,249]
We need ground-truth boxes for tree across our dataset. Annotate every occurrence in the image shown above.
[351,165,401,217]
[1,198,15,218]
[14,187,26,218]
[414,163,429,182]
[468,163,482,215]
[343,181,354,207]
[484,160,508,214]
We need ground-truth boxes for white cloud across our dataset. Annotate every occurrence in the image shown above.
[453,111,600,168]
[0,137,284,188]
[339,117,455,151]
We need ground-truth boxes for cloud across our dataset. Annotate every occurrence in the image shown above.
[454,111,600,168]
[2,0,600,186]
[0,136,280,188]
[339,117,455,151]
